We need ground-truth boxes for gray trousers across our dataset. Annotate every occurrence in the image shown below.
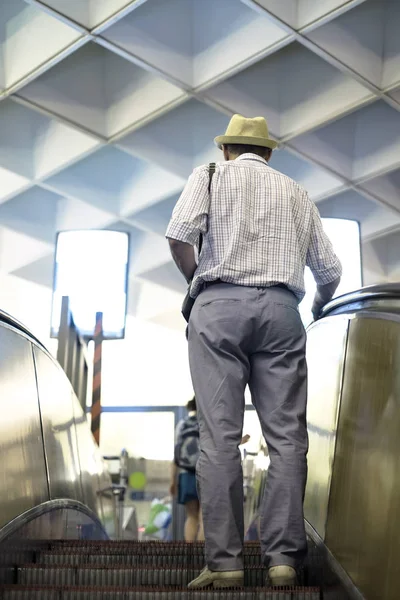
[188,283,308,571]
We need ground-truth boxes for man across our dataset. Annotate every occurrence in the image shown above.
[166,114,341,588]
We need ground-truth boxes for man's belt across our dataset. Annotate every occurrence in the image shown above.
[203,280,291,293]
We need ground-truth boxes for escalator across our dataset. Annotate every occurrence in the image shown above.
[1,538,339,598]
[1,283,400,600]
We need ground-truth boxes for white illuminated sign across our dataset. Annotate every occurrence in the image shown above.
[51,230,129,340]
[300,218,362,326]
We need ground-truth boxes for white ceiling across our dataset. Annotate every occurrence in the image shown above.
[0,0,399,330]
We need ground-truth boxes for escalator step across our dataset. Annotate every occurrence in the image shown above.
[45,541,319,555]
[47,544,208,553]
[40,553,84,567]
[47,542,260,554]
[0,569,15,585]
[43,545,260,553]
[18,567,76,587]
[33,553,321,582]
[38,551,264,568]
[40,553,202,567]
[13,561,326,588]
[17,566,272,587]
[0,589,59,600]
[0,552,35,568]
[0,585,321,599]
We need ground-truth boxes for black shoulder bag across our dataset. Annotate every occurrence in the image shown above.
[181,162,216,323]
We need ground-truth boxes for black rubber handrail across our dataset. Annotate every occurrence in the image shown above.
[0,308,48,351]
[0,499,108,543]
[322,283,400,317]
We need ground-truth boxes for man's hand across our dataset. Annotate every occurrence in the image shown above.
[312,277,341,321]
[311,295,324,321]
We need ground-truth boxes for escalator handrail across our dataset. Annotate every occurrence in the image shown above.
[0,499,108,544]
[322,283,400,317]
[0,308,48,351]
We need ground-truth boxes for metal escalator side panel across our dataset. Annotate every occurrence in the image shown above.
[0,326,49,530]
[33,346,83,504]
[304,315,350,539]
[325,315,400,600]
[33,344,113,531]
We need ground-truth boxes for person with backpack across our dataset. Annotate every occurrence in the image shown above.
[171,397,252,542]
[170,397,204,542]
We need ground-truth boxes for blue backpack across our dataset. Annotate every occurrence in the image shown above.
[174,415,200,472]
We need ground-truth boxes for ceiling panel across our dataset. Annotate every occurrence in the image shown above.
[0,0,397,330]
[117,99,227,178]
[205,42,374,140]
[103,0,292,89]
[34,0,136,30]
[18,43,186,138]
[306,0,400,89]
[0,0,81,89]
[244,0,369,31]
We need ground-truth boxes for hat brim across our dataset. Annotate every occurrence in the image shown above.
[214,134,278,150]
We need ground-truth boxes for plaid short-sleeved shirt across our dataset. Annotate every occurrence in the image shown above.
[166,154,342,301]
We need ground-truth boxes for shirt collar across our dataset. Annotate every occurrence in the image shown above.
[236,153,269,165]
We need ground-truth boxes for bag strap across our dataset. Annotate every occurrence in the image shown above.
[208,162,216,193]
[199,163,216,253]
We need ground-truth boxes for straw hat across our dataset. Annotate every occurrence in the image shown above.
[214,114,277,150]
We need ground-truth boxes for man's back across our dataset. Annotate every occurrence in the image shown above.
[204,156,312,296]
[168,153,341,303]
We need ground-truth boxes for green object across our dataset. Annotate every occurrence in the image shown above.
[129,471,146,490]
[144,501,170,535]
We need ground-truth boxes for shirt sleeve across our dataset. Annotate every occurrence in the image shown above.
[306,203,343,285]
[165,166,210,246]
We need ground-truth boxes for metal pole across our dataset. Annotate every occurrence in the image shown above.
[91,312,103,445]
[118,449,128,539]
[57,296,71,372]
